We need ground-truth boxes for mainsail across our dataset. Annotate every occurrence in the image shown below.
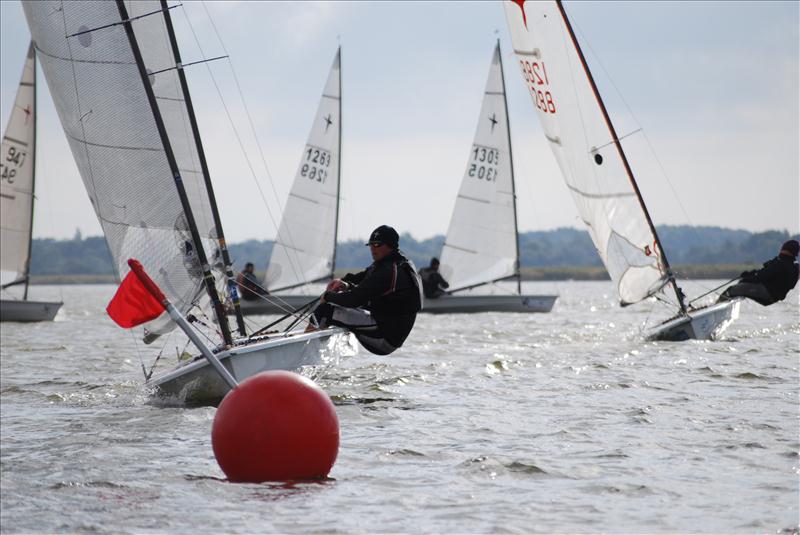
[265,48,341,292]
[23,1,222,335]
[440,42,519,292]
[503,0,670,305]
[0,43,36,297]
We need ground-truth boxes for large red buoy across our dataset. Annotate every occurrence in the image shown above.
[211,371,339,482]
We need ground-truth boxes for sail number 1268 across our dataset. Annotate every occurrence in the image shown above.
[519,59,556,114]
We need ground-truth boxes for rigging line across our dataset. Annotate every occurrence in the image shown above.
[196,2,308,287]
[128,329,149,380]
[180,4,306,288]
[568,17,702,247]
[228,271,302,316]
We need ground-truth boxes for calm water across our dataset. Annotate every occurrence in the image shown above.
[1,281,798,534]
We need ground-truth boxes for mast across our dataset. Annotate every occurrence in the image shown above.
[330,46,342,278]
[117,0,234,345]
[555,0,686,313]
[159,0,246,336]
[23,45,36,301]
[496,39,522,295]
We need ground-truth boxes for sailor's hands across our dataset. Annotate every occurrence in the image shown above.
[327,278,348,292]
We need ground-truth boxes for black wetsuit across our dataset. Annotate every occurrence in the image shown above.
[419,267,449,299]
[741,255,799,302]
[722,254,799,305]
[316,250,422,353]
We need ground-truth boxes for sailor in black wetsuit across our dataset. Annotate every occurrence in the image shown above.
[313,225,423,355]
[718,239,799,306]
[419,257,449,299]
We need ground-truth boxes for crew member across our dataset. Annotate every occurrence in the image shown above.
[718,239,799,306]
[313,225,423,355]
[419,257,449,299]
[236,262,268,301]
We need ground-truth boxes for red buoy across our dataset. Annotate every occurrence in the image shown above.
[211,371,339,482]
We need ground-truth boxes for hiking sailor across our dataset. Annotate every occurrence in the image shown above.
[418,257,450,299]
[718,239,799,306]
[312,225,423,355]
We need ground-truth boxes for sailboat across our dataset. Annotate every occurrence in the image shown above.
[0,43,62,322]
[23,0,352,404]
[238,48,342,316]
[427,41,557,314]
[503,0,740,340]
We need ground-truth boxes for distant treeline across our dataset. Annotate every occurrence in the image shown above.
[29,226,798,280]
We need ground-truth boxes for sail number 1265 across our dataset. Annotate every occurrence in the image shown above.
[519,59,556,114]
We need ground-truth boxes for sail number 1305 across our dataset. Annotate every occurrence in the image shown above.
[519,59,556,114]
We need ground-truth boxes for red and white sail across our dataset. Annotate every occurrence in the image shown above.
[504,1,668,305]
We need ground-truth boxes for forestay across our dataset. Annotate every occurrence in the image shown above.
[265,49,341,292]
[0,44,36,296]
[440,43,517,291]
[23,1,212,335]
[503,1,667,305]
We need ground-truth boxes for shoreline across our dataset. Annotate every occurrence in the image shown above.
[28,264,754,285]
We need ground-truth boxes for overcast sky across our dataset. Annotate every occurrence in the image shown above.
[2,1,798,244]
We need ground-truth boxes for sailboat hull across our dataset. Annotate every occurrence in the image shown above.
[422,294,557,314]
[147,327,356,405]
[646,299,741,341]
[0,299,62,322]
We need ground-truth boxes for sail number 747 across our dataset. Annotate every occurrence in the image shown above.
[1,146,27,184]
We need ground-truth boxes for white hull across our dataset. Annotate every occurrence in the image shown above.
[0,299,62,322]
[422,294,557,314]
[646,299,741,341]
[147,327,355,405]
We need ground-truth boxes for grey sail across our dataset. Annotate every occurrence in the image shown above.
[23,1,210,335]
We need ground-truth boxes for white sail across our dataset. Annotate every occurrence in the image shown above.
[0,43,36,294]
[265,49,341,291]
[126,1,222,269]
[504,1,668,305]
[124,0,228,336]
[23,1,214,334]
[439,43,518,291]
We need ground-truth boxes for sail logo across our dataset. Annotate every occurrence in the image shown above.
[511,0,528,30]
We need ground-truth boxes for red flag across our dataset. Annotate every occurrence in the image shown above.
[107,269,166,328]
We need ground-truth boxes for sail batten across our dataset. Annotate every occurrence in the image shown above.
[504,0,669,305]
[265,49,342,291]
[439,43,519,291]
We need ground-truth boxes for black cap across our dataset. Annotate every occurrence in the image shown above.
[782,239,799,257]
[365,225,399,248]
